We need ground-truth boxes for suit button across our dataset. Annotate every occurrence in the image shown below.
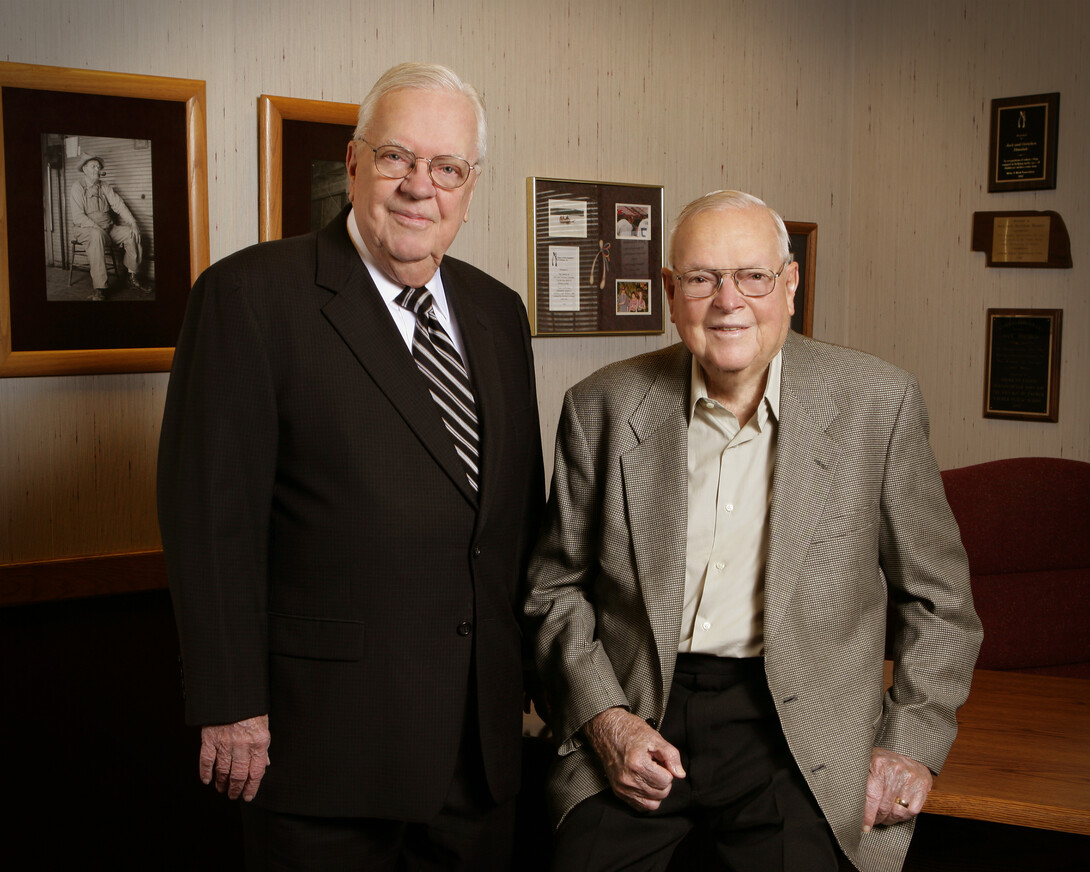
[472,545,482,558]
[457,621,473,636]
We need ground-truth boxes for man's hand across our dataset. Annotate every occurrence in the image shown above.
[863,746,932,831]
[199,714,270,802]
[582,707,685,812]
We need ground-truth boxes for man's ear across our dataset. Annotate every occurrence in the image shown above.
[345,141,359,199]
[461,172,478,224]
[662,267,678,323]
[784,260,799,316]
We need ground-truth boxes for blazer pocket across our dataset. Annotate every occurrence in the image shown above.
[810,507,878,544]
[267,611,364,662]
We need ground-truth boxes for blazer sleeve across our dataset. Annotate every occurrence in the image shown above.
[524,388,631,753]
[157,263,279,726]
[874,376,983,772]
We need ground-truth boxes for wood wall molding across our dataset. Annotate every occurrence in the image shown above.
[0,550,167,606]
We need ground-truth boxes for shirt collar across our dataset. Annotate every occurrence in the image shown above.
[687,349,783,427]
[345,208,449,318]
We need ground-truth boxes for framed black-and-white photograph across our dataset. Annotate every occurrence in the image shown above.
[43,135,156,302]
[528,177,665,336]
[785,221,816,337]
[0,62,208,377]
[258,94,357,241]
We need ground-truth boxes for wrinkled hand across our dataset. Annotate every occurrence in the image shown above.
[863,746,932,831]
[583,707,685,812]
[199,714,270,802]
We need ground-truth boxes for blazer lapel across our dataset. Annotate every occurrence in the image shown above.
[620,345,691,681]
[315,215,476,505]
[764,333,842,643]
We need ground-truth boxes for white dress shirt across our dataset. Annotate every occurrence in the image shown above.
[345,209,470,370]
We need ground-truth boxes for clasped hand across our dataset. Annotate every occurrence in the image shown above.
[583,707,686,812]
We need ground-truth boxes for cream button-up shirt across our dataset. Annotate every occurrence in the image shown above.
[678,351,782,657]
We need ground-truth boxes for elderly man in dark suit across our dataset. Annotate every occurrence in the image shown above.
[524,191,981,872]
[158,62,544,871]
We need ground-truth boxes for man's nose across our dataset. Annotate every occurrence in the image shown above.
[712,275,746,310]
[400,158,436,195]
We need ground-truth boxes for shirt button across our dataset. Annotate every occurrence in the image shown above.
[457,621,473,636]
[715,561,725,571]
[725,503,734,512]
[702,621,712,631]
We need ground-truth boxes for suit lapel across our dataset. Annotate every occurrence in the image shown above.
[621,345,691,678]
[315,214,476,506]
[764,333,842,643]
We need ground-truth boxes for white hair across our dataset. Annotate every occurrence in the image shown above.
[669,190,791,265]
[353,62,487,163]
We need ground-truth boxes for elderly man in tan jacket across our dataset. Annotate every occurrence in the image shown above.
[525,190,981,872]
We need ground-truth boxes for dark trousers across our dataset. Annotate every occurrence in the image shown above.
[241,706,515,872]
[551,654,840,872]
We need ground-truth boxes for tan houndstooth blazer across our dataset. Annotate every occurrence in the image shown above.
[524,331,982,872]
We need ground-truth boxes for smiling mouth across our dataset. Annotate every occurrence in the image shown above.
[392,210,433,227]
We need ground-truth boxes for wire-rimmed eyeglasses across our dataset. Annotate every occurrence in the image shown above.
[671,264,788,298]
[357,138,479,190]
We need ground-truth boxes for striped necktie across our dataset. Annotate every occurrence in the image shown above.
[395,286,480,493]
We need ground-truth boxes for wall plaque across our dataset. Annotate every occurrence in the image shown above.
[983,308,1062,422]
[971,211,1071,268]
[988,92,1059,192]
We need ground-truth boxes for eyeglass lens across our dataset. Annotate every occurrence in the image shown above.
[678,268,778,298]
[372,144,472,189]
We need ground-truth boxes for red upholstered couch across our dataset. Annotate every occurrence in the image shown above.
[940,457,1090,678]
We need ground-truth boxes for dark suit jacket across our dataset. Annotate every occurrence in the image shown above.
[525,333,981,872]
[159,208,544,820]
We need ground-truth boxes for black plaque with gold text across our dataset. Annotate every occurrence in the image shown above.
[983,309,1062,422]
[988,93,1059,192]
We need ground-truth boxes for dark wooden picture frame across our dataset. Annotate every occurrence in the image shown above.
[785,221,816,337]
[0,62,209,377]
[983,308,1062,422]
[527,176,665,336]
[258,94,357,242]
[988,92,1060,193]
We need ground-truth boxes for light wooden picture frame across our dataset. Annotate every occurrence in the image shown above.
[258,94,357,242]
[0,62,208,377]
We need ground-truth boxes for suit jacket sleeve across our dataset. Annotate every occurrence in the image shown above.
[525,386,633,752]
[874,376,982,772]
[158,260,278,726]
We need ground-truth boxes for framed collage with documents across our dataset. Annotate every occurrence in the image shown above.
[527,177,664,336]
